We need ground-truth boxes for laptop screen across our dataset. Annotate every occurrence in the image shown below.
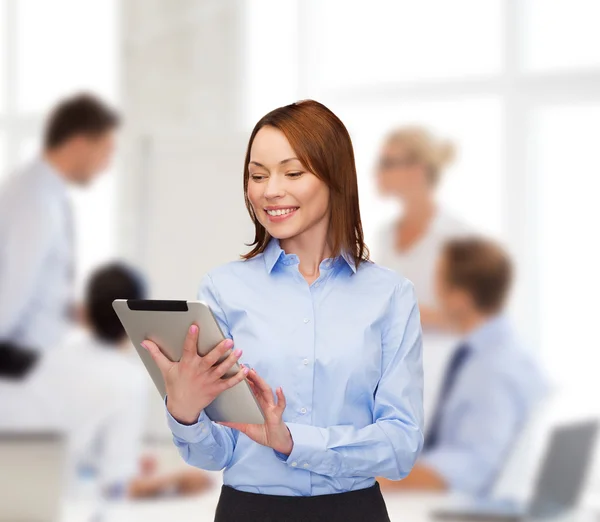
[528,420,598,518]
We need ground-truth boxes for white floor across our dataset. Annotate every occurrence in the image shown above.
[61,491,600,522]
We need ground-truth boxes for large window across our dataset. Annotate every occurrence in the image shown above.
[534,104,600,384]
[244,0,600,385]
[0,0,120,295]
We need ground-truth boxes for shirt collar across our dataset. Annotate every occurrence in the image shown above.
[340,249,357,273]
[462,314,511,352]
[37,157,70,197]
[263,237,357,274]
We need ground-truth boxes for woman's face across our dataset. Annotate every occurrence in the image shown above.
[376,142,431,200]
[247,126,330,242]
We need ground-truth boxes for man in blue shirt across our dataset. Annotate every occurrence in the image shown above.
[380,237,545,496]
[0,93,119,377]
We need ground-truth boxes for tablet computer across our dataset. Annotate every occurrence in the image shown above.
[112,299,264,425]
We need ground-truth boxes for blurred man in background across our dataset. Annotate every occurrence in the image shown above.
[380,237,545,496]
[0,262,213,498]
[0,93,119,377]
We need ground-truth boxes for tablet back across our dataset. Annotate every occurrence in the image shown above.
[113,299,264,425]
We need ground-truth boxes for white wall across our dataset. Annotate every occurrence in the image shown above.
[119,0,252,299]
[119,0,254,438]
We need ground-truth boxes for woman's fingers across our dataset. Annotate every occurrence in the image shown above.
[210,348,243,380]
[218,366,248,392]
[275,387,286,415]
[247,378,258,395]
[200,338,234,370]
[247,369,273,395]
[247,370,277,407]
[141,340,173,376]
[247,379,271,412]
[218,421,250,434]
[180,324,200,363]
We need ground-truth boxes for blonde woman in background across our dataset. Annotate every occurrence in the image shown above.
[374,127,473,427]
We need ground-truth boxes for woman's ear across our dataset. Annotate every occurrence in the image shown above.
[454,289,476,316]
[73,303,88,327]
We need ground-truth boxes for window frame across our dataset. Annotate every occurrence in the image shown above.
[289,0,600,351]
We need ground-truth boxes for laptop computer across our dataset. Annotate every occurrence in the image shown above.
[0,431,66,522]
[432,419,599,521]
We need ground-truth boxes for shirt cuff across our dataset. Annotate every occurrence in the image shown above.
[283,423,330,472]
[165,398,212,444]
[273,450,289,461]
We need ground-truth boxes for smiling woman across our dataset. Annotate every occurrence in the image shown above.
[242,100,368,276]
[143,100,424,522]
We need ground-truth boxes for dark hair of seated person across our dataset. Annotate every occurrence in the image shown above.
[85,262,147,344]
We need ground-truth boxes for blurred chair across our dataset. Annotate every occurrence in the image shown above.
[491,387,557,503]
[0,431,66,522]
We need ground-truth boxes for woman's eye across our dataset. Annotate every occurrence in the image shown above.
[251,174,266,181]
[286,172,303,178]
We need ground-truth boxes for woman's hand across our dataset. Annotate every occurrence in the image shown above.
[219,369,293,456]
[142,324,248,425]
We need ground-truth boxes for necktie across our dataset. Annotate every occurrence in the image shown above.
[423,343,472,451]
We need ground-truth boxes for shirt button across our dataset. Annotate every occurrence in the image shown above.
[291,461,298,467]
[303,318,310,324]
[303,463,309,468]
[300,407,307,414]
[303,359,309,366]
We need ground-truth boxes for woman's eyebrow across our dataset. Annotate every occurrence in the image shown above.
[249,158,300,168]
[279,157,299,165]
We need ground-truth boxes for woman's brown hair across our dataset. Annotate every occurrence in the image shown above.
[242,100,369,268]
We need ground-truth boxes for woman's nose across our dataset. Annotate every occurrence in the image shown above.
[264,176,285,199]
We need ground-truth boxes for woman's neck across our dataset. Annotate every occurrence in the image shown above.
[280,221,332,284]
[394,196,437,253]
[401,195,436,226]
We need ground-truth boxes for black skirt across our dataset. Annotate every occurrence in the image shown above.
[214,482,391,522]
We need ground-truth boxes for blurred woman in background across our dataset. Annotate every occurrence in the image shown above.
[375,126,471,331]
[374,127,473,427]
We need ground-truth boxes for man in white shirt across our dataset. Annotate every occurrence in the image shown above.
[0,263,148,495]
[0,93,120,377]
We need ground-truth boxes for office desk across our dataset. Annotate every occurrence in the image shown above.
[62,491,444,522]
[62,491,598,522]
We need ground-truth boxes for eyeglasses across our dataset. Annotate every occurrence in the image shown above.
[377,156,418,171]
